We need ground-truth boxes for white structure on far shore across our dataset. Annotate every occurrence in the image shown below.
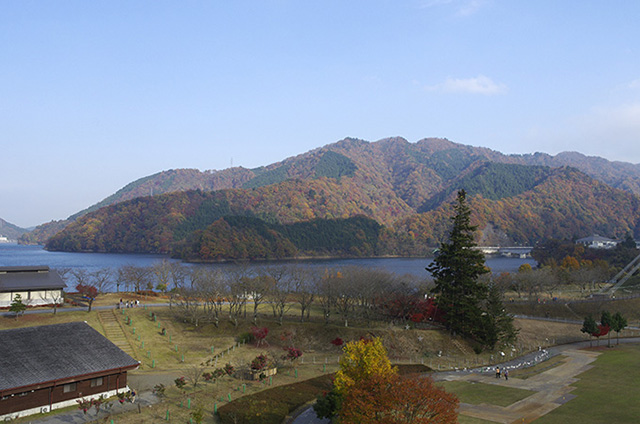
[575,234,619,249]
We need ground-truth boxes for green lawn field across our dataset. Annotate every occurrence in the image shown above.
[533,344,640,423]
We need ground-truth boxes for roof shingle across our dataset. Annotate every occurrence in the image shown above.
[0,322,139,391]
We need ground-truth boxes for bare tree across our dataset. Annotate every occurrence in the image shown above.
[293,268,315,322]
[198,269,226,327]
[91,268,113,294]
[152,260,172,293]
[186,364,206,389]
[316,271,336,325]
[71,269,91,287]
[265,266,293,325]
[332,270,357,327]
[173,285,203,326]
[349,267,392,325]
[226,266,251,327]
[47,267,71,314]
[170,263,189,291]
[119,265,152,293]
[245,271,271,325]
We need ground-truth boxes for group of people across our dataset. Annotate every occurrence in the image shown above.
[118,299,140,309]
[495,366,509,380]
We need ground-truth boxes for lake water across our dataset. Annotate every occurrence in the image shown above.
[0,243,536,290]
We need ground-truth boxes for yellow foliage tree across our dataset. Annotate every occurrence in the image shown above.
[334,337,397,395]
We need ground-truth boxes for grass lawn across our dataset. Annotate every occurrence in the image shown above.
[534,344,640,424]
[458,416,498,424]
[437,381,534,407]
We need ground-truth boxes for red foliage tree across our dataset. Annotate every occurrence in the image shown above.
[339,373,458,423]
[76,283,98,312]
[591,324,610,345]
[251,326,269,347]
[331,337,344,347]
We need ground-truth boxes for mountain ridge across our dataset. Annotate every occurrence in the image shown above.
[0,218,27,241]
[22,137,640,252]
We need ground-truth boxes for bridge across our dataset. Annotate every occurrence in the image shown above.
[474,246,533,258]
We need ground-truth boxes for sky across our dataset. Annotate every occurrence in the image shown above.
[2,1,640,228]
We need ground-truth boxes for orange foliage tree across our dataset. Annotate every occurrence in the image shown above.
[320,337,458,423]
[339,373,459,424]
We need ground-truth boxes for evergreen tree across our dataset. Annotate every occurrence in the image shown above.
[9,294,27,320]
[581,315,598,347]
[482,283,518,349]
[611,312,628,345]
[600,310,613,348]
[427,189,489,342]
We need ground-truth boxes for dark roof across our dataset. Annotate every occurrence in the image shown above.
[0,322,139,391]
[0,266,66,292]
[576,235,618,244]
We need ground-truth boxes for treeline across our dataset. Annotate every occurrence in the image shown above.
[531,236,640,270]
[175,215,382,261]
[59,263,437,329]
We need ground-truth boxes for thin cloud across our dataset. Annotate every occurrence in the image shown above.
[628,78,640,89]
[457,0,488,16]
[529,102,640,164]
[418,0,488,16]
[425,75,507,95]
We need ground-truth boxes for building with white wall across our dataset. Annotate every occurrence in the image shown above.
[0,266,65,307]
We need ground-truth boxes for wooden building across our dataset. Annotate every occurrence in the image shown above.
[0,266,65,307]
[0,322,139,420]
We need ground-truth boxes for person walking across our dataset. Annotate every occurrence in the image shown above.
[496,367,500,378]
[504,369,509,381]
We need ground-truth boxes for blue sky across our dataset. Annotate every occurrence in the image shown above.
[2,1,640,228]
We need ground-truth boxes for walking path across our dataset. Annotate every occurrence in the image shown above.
[437,347,599,423]
[291,337,640,424]
[97,309,135,356]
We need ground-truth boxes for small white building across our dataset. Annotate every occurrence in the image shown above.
[0,266,66,307]
[575,235,620,250]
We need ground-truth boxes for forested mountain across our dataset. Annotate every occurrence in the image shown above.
[27,137,640,257]
[45,160,640,259]
[0,218,26,240]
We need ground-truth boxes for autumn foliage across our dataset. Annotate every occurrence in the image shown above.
[340,373,459,424]
[334,337,397,395]
[322,337,458,423]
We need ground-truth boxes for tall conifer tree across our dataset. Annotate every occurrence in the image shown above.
[427,189,489,340]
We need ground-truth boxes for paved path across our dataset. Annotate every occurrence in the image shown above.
[26,391,160,424]
[438,347,599,423]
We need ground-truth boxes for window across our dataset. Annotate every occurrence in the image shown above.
[90,377,103,387]
[63,383,77,393]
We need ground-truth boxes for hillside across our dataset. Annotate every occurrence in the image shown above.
[26,137,640,253]
[0,218,27,241]
[45,160,640,259]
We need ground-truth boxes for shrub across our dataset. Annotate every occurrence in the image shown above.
[330,337,344,347]
[236,331,254,344]
[224,363,235,376]
[251,354,269,371]
[174,376,186,389]
[152,383,166,397]
[284,347,303,362]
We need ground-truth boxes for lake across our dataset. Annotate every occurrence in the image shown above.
[0,243,536,290]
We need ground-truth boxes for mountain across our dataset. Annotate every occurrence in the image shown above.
[0,218,27,241]
[23,137,640,246]
[44,137,640,259]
